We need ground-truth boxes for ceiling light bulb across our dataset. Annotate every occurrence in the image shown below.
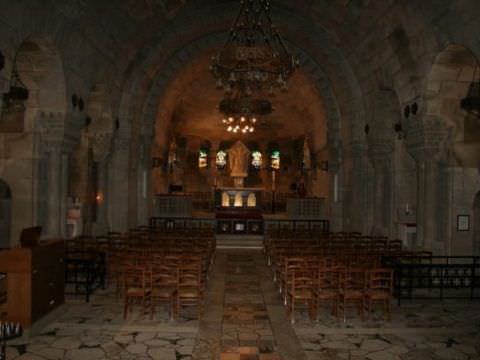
[228,117,234,122]
[252,118,257,123]
[222,118,227,124]
[241,117,246,122]
[227,126,232,132]
[250,127,254,133]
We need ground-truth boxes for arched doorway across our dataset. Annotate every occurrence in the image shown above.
[0,179,12,248]
[473,192,480,256]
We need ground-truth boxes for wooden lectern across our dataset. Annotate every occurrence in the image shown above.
[0,239,65,328]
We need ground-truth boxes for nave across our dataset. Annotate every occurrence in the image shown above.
[3,242,480,360]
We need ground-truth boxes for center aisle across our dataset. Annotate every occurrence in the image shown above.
[192,249,306,360]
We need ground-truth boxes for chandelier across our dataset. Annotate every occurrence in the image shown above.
[210,0,299,96]
[211,0,297,134]
[220,89,272,133]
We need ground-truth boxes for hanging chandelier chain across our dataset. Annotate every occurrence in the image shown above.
[211,0,299,134]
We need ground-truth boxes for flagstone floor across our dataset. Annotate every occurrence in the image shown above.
[4,249,480,360]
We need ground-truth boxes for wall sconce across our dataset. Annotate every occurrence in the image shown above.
[95,192,103,204]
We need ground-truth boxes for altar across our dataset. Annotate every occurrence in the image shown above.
[214,187,263,210]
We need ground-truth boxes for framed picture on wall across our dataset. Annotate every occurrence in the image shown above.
[457,214,470,231]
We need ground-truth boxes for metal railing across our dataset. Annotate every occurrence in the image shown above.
[383,256,480,305]
[150,217,330,234]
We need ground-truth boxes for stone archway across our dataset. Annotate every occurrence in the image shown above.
[473,192,480,256]
[0,179,12,248]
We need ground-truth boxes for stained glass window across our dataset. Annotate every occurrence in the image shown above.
[251,151,262,169]
[216,150,227,168]
[271,150,280,170]
[198,149,208,168]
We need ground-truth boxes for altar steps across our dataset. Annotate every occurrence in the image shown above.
[216,235,264,249]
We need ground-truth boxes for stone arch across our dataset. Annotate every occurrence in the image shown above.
[117,2,365,150]
[0,179,12,248]
[426,44,479,167]
[115,1,367,229]
[14,37,67,129]
[473,191,480,256]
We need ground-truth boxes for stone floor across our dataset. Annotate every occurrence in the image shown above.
[4,249,480,359]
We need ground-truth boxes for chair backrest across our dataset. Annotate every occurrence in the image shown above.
[340,267,367,290]
[124,266,149,290]
[367,268,393,294]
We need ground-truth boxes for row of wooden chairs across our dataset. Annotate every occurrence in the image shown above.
[123,257,204,320]
[264,231,399,323]
[66,227,215,320]
[286,265,393,323]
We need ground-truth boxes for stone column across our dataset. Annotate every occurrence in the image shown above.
[92,133,112,235]
[368,140,394,237]
[350,141,370,233]
[410,151,438,250]
[108,136,130,232]
[328,143,343,232]
[405,115,448,251]
[137,136,153,226]
[46,143,62,237]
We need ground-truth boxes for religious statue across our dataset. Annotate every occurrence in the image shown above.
[302,137,311,170]
[227,141,250,178]
[167,139,177,166]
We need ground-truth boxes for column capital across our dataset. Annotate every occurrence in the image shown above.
[92,133,113,162]
[367,139,394,165]
[404,115,448,160]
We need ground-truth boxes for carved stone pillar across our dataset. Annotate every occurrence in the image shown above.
[109,136,130,232]
[41,113,69,238]
[45,142,62,237]
[405,115,448,251]
[92,133,112,235]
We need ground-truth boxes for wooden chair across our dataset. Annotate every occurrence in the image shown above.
[177,262,203,319]
[365,268,394,321]
[338,268,367,321]
[123,266,150,319]
[150,262,178,321]
[286,268,315,324]
[314,265,342,320]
